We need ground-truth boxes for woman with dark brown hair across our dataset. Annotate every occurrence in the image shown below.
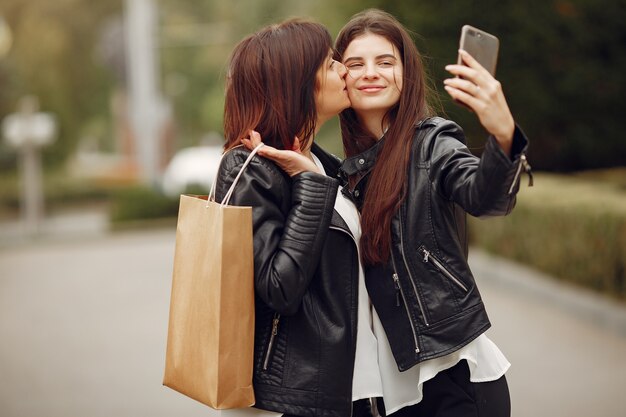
[334,9,531,417]
[215,18,376,417]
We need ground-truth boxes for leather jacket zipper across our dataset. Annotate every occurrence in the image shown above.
[398,216,430,327]
[418,246,468,292]
[262,313,280,371]
[508,153,533,195]
[392,273,401,307]
[390,250,421,354]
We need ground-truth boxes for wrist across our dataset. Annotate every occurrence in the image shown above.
[493,121,515,155]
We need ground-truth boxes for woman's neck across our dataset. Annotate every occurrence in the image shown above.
[300,135,315,162]
[357,110,387,140]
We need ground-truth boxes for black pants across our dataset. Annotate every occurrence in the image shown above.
[282,398,375,417]
[380,360,510,417]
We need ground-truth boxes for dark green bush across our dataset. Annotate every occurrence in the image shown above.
[469,172,626,299]
[109,186,180,224]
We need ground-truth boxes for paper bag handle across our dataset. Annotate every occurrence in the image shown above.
[208,143,265,207]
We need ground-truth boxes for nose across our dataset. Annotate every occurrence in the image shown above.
[363,62,378,78]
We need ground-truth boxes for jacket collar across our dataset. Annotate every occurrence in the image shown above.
[311,142,342,179]
[338,136,386,180]
[338,118,435,180]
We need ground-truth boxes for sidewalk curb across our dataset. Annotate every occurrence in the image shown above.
[469,248,626,337]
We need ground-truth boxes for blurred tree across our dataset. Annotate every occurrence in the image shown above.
[0,0,122,170]
[370,0,626,170]
[2,0,622,173]
[157,0,368,151]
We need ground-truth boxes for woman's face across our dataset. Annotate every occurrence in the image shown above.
[342,33,403,117]
[314,50,350,124]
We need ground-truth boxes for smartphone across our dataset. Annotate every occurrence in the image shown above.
[457,25,499,76]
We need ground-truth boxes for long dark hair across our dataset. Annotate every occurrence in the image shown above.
[335,9,437,265]
[224,19,332,151]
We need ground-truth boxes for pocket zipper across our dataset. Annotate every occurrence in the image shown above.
[398,217,429,327]
[418,246,468,292]
[262,313,280,371]
[390,251,421,354]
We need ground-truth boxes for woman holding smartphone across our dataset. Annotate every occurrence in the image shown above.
[245,9,531,417]
[334,9,532,417]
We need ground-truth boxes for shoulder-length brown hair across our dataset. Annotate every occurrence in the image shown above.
[335,9,437,266]
[224,19,332,151]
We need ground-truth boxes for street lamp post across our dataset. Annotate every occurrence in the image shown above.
[124,0,162,186]
[2,96,57,236]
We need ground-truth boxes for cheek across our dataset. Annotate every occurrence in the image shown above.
[345,76,357,91]
[394,69,404,92]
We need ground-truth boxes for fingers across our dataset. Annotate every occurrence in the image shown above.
[443,77,483,97]
[446,50,492,87]
[455,49,491,78]
[458,49,483,70]
[444,85,481,111]
[292,136,302,153]
[240,137,255,151]
[445,63,475,80]
[249,130,263,147]
[240,130,264,151]
[445,49,503,108]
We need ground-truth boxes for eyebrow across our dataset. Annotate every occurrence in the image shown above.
[343,53,398,64]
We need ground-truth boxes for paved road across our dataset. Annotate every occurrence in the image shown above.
[0,229,624,417]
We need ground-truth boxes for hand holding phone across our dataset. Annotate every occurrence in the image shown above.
[457,25,499,76]
[444,27,514,150]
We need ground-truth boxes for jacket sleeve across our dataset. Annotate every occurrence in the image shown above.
[215,150,339,315]
[428,120,530,217]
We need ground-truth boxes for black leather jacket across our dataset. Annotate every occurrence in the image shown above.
[215,144,360,417]
[340,117,531,371]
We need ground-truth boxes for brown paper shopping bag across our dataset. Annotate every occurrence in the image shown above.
[163,145,263,409]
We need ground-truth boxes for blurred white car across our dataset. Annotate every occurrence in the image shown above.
[161,145,224,198]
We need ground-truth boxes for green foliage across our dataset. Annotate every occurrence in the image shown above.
[157,0,366,147]
[2,0,623,177]
[0,0,123,170]
[109,186,179,224]
[469,171,626,299]
[372,0,626,171]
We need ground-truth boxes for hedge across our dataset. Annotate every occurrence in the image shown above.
[109,186,179,224]
[469,171,626,300]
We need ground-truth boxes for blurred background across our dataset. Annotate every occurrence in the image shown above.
[0,0,624,416]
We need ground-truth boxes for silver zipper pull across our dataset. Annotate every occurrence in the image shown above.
[392,273,401,307]
[509,153,533,194]
[521,154,533,187]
